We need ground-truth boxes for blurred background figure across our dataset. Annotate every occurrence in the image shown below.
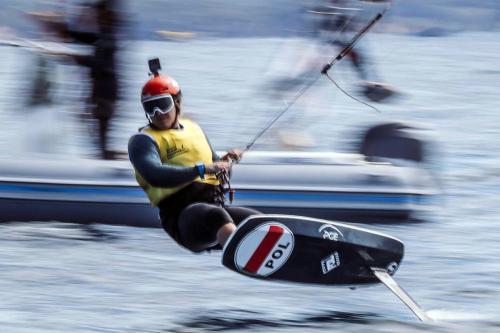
[30,0,124,159]
[307,0,396,102]
[270,0,396,100]
[267,0,395,148]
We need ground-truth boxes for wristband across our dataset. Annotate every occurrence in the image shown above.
[195,162,205,180]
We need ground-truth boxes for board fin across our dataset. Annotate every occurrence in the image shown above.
[358,249,430,322]
[370,267,431,322]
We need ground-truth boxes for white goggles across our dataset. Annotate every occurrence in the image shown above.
[142,94,175,121]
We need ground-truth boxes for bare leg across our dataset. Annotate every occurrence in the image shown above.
[216,222,236,247]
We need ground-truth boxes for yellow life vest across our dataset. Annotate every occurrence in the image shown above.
[133,118,219,206]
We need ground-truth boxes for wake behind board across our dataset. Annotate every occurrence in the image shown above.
[222,214,403,285]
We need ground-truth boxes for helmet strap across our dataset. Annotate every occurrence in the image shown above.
[172,98,182,128]
[173,108,181,129]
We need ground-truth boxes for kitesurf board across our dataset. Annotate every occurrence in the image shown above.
[222,214,404,285]
[222,214,431,322]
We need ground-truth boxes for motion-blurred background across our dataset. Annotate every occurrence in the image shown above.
[1,1,500,332]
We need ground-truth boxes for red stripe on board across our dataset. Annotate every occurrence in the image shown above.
[243,225,284,273]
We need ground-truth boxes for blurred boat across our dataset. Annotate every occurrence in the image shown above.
[156,30,197,41]
[0,123,438,227]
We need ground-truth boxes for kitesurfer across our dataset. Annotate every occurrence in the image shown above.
[128,61,260,252]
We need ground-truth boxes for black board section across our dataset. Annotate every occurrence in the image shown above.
[222,215,404,285]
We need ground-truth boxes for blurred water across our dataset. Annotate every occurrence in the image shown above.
[1,32,500,332]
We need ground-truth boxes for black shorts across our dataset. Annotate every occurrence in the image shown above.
[161,203,260,253]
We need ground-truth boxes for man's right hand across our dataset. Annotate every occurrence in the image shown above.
[205,161,230,175]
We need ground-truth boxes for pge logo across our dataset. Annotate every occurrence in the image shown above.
[318,224,343,242]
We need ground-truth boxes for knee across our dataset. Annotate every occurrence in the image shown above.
[205,205,233,233]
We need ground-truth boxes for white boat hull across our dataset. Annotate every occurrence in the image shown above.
[0,151,437,227]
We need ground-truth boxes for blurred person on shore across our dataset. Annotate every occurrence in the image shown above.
[30,0,123,160]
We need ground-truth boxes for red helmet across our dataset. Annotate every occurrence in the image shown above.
[141,74,181,102]
[141,74,182,120]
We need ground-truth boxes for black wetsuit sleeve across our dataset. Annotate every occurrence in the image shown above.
[128,134,198,187]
